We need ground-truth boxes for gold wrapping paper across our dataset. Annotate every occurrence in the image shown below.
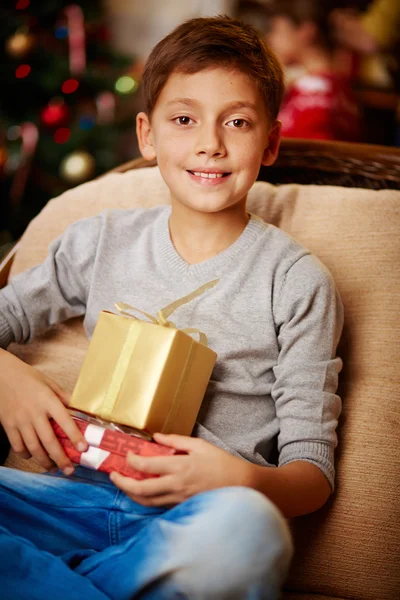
[69,282,218,436]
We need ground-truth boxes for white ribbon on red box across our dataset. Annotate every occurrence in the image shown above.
[79,424,110,469]
[80,446,110,470]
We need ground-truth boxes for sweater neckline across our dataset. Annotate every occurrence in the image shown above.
[156,206,268,278]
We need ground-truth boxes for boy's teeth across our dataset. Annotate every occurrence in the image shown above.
[193,171,223,179]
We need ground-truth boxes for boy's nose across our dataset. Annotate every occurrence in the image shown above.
[195,124,226,158]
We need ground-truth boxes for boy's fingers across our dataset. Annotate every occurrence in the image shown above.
[126,452,179,475]
[33,416,74,474]
[111,470,175,498]
[6,427,31,458]
[19,424,56,471]
[153,432,197,452]
[50,402,87,453]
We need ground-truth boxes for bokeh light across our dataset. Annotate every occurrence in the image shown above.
[16,0,30,10]
[115,76,137,95]
[79,116,95,130]
[62,79,79,94]
[15,64,31,78]
[54,128,71,144]
[7,125,21,141]
[55,26,68,40]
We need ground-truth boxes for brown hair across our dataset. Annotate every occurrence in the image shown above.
[141,16,284,121]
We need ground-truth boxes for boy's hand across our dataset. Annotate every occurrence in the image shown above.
[0,349,87,474]
[110,433,253,507]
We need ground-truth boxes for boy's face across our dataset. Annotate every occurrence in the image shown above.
[137,67,281,215]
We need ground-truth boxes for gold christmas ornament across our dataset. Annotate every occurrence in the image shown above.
[60,150,95,184]
[6,32,36,59]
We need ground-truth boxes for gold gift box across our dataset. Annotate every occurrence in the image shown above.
[69,283,218,436]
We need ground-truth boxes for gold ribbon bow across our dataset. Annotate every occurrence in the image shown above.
[114,279,219,346]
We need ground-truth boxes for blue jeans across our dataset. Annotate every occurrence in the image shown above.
[0,466,293,599]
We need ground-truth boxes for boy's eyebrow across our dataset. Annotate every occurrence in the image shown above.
[223,101,258,112]
[166,98,199,108]
[166,98,258,112]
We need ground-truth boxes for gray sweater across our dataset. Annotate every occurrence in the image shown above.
[0,206,343,489]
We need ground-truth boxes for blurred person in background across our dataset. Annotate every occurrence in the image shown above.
[265,0,363,141]
[331,0,400,91]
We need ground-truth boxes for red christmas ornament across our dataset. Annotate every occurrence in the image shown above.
[41,103,69,127]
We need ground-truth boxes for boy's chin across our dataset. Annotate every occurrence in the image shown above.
[173,197,247,215]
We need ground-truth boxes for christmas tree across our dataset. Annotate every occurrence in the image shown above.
[1,0,140,257]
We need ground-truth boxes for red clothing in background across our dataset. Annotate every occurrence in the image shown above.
[279,72,362,141]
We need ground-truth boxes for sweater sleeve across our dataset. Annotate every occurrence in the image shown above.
[0,213,104,348]
[271,254,344,490]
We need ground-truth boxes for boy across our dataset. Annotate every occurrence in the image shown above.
[0,16,343,600]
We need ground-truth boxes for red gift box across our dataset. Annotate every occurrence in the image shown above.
[51,412,183,479]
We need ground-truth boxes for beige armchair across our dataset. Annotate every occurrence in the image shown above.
[1,139,400,600]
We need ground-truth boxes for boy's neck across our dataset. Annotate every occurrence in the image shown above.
[168,203,250,265]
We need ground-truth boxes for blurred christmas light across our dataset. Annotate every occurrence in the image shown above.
[4,154,21,175]
[96,91,115,124]
[55,26,68,40]
[20,122,39,157]
[54,128,71,144]
[65,5,86,76]
[115,76,137,95]
[79,116,95,130]
[41,102,69,127]
[6,32,35,58]
[60,150,95,183]
[15,64,31,78]
[16,0,30,10]
[0,147,8,170]
[62,78,79,94]
[7,126,22,141]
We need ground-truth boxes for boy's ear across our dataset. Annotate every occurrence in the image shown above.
[261,120,282,167]
[136,112,157,161]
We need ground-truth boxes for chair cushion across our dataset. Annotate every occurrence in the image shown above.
[6,167,400,600]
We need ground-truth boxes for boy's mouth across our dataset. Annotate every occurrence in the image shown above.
[187,170,231,181]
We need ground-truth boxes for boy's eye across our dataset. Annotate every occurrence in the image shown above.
[226,118,249,129]
[174,116,194,125]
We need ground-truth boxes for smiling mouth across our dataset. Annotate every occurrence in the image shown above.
[187,170,230,179]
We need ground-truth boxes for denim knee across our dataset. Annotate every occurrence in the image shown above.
[208,487,293,581]
[167,486,293,599]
